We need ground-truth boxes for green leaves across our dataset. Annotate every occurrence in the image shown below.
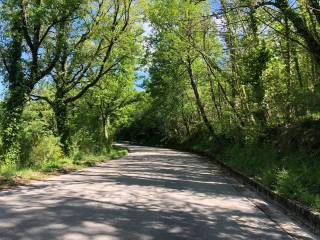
[241,41,270,86]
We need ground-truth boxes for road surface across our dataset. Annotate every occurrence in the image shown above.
[0,145,316,240]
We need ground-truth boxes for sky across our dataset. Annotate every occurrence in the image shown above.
[135,71,149,91]
[0,75,4,99]
[134,21,153,91]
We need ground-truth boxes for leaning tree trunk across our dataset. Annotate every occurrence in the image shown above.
[186,57,216,137]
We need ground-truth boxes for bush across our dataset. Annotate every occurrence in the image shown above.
[41,157,73,172]
[275,169,302,198]
[261,169,277,188]
[221,144,278,177]
[29,135,63,168]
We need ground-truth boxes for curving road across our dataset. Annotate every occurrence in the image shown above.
[0,144,316,240]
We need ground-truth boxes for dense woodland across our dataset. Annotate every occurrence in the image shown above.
[0,0,320,210]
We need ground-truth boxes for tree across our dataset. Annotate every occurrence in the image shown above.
[77,66,141,152]
[0,0,81,163]
[253,0,320,65]
[32,0,138,155]
[146,0,222,139]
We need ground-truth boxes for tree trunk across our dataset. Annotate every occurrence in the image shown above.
[209,76,222,121]
[292,47,303,88]
[53,99,71,156]
[221,0,240,105]
[252,83,267,126]
[102,115,112,152]
[275,0,320,65]
[248,5,267,127]
[284,15,292,122]
[186,57,215,136]
[1,19,25,164]
[1,84,30,164]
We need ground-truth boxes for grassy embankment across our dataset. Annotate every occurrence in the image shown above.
[178,120,320,212]
[0,145,128,189]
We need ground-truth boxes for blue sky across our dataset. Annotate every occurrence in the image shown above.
[135,71,149,91]
[0,75,5,99]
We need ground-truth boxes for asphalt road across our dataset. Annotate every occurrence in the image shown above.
[0,145,316,240]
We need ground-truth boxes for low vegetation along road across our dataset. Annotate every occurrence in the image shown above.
[0,145,316,240]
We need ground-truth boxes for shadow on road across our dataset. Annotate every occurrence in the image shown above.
[0,145,299,239]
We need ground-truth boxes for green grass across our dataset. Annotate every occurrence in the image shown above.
[0,145,128,189]
[218,144,320,211]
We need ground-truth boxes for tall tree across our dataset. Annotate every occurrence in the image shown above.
[32,0,137,154]
[0,0,80,163]
[146,0,222,138]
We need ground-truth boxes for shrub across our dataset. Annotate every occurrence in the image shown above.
[29,135,63,167]
[41,157,73,172]
[261,169,277,188]
[275,169,302,198]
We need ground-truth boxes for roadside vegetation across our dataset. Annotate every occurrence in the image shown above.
[0,0,138,187]
[0,146,128,188]
[173,129,320,211]
[0,0,320,212]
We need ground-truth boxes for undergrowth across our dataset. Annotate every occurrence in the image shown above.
[189,141,320,211]
[0,145,128,188]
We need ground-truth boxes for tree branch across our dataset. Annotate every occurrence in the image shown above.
[31,94,53,106]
